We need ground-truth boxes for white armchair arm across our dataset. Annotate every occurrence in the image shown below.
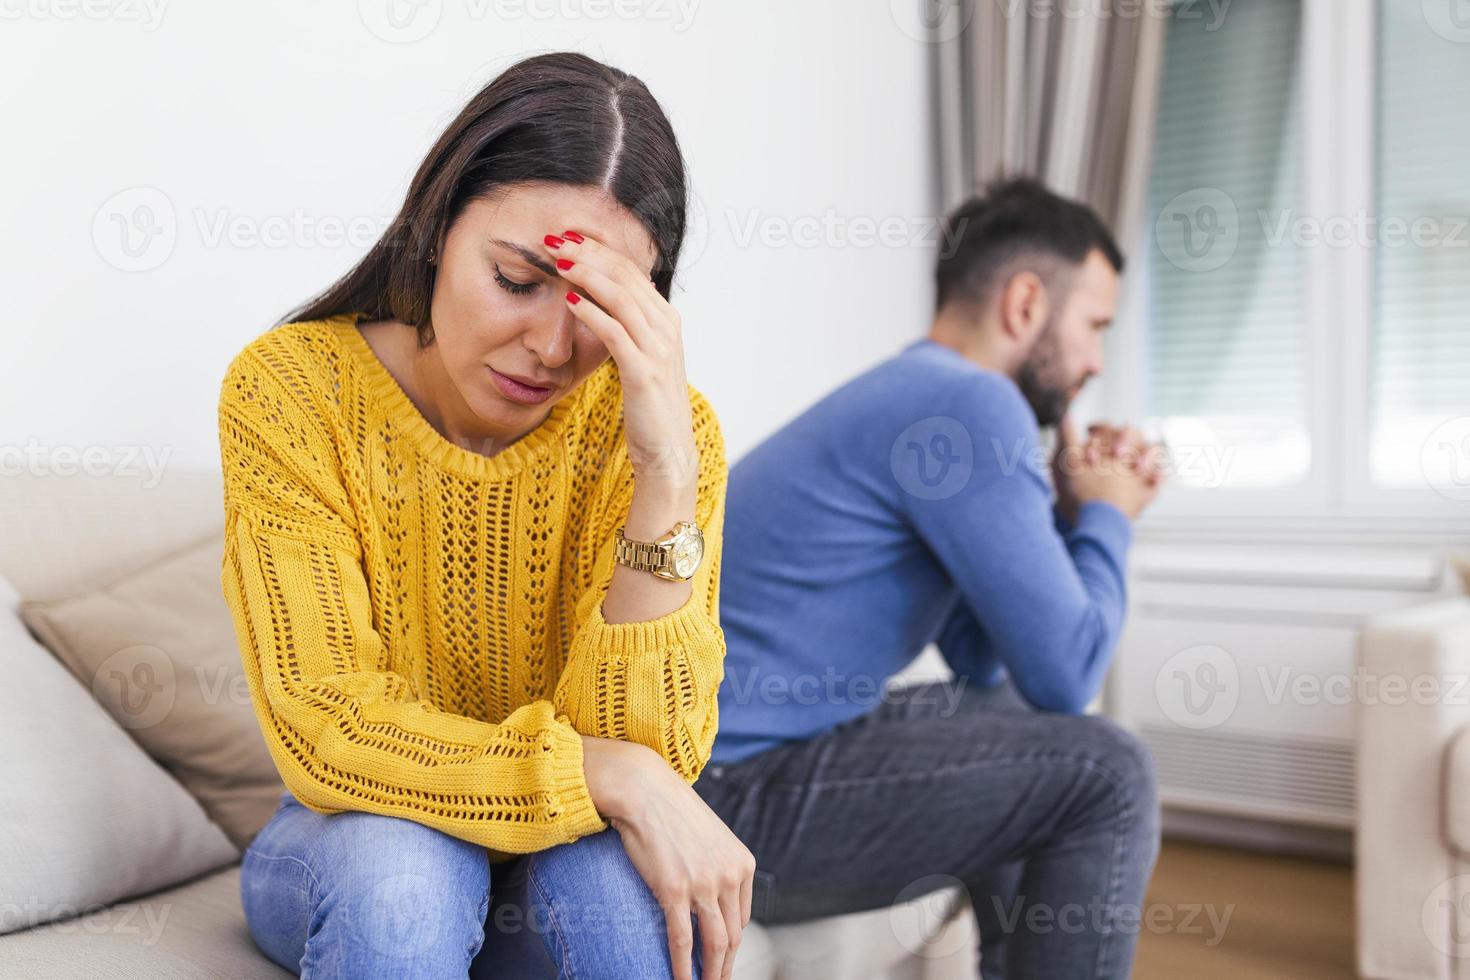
[1356,596,1470,980]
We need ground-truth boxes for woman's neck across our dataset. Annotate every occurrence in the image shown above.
[359,319,545,457]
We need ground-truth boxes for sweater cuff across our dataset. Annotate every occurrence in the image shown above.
[1071,499,1134,561]
[542,718,610,841]
[580,589,721,658]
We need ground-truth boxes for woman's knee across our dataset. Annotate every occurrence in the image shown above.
[245,800,492,974]
[501,828,688,976]
[525,828,664,934]
[319,810,491,939]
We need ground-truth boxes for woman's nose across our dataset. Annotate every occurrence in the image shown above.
[525,306,576,368]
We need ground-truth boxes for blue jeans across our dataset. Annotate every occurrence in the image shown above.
[240,789,704,978]
[691,679,1161,980]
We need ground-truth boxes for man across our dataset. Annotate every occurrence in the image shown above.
[691,177,1164,979]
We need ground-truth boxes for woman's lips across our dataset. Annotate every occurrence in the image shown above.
[488,366,555,405]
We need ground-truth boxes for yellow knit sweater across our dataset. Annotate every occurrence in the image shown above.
[217,312,727,860]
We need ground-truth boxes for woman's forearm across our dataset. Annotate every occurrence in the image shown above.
[600,469,698,625]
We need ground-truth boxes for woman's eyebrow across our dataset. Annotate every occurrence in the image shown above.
[489,239,558,278]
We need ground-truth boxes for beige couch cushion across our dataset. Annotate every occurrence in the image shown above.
[0,469,225,603]
[0,575,239,935]
[20,536,286,850]
[0,864,290,980]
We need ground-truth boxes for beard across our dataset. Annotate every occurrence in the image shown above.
[1015,317,1074,428]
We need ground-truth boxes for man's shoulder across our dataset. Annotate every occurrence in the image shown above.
[855,340,1039,439]
[732,340,1039,484]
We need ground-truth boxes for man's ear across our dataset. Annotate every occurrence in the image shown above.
[999,271,1050,346]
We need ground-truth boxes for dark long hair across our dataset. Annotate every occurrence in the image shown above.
[279,52,688,347]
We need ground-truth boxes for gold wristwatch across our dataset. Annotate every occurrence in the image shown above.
[614,520,705,582]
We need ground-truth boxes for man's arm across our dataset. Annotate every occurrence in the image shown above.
[933,497,1124,698]
[901,378,1136,713]
[932,598,1004,688]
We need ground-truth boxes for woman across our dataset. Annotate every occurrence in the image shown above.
[219,52,753,980]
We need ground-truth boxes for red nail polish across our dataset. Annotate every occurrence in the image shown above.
[565,291,581,304]
[556,258,575,271]
[544,234,564,249]
[562,231,584,244]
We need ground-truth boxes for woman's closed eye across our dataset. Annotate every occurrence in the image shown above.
[493,263,540,296]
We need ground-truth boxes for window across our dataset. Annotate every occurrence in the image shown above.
[1145,0,1308,491]
[1125,0,1469,521]
[1369,1,1470,491]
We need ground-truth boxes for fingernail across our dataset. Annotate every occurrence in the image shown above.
[565,291,581,304]
[544,234,564,249]
[562,231,584,244]
[556,258,575,271]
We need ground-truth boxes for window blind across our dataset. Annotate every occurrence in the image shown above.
[1145,0,1308,489]
[1370,2,1470,489]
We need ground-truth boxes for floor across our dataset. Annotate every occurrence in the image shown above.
[1131,840,1355,979]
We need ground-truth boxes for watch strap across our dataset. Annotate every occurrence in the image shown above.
[614,531,672,575]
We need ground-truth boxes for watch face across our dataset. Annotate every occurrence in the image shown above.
[669,526,704,579]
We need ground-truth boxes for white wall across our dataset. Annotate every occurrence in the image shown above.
[0,1,938,476]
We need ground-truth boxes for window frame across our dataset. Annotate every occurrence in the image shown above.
[1110,0,1468,534]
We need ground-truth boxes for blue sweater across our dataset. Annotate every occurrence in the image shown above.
[708,338,1133,765]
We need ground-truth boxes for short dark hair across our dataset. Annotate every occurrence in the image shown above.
[934,176,1124,314]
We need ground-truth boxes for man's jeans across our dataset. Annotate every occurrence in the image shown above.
[691,679,1161,980]
[240,789,703,978]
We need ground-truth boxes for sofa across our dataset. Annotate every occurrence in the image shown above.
[1357,585,1470,979]
[0,466,978,979]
